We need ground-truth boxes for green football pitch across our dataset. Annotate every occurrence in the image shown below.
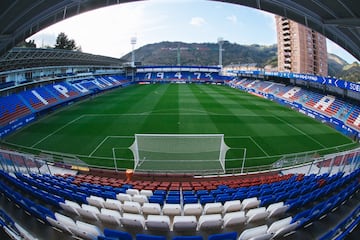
[3,83,357,172]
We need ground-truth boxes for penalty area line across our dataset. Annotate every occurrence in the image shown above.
[89,136,109,157]
[273,116,326,148]
[249,136,270,157]
[31,115,84,148]
[88,135,134,157]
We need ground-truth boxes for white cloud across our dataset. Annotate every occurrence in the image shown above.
[226,15,237,24]
[190,17,206,27]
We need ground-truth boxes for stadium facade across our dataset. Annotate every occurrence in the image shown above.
[275,16,328,76]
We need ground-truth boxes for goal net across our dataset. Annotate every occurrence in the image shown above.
[129,134,230,173]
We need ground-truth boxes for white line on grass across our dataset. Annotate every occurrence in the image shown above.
[249,136,270,157]
[31,115,84,148]
[273,116,327,148]
[88,135,134,157]
[89,136,109,157]
[225,136,270,157]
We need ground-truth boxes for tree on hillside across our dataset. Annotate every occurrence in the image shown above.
[54,32,81,51]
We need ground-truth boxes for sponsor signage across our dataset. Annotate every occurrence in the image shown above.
[0,114,36,138]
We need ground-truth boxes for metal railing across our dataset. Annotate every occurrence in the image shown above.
[0,146,359,177]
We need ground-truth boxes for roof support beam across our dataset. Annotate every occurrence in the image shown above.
[324,18,360,27]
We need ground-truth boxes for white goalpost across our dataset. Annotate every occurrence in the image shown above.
[129,134,230,173]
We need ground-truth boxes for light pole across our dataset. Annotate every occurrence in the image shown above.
[218,37,224,68]
[131,36,137,67]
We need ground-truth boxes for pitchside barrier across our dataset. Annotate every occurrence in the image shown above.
[0,146,359,177]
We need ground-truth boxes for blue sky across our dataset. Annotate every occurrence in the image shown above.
[29,0,358,64]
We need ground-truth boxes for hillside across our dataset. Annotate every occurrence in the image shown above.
[328,53,360,82]
[121,41,277,67]
[121,41,359,81]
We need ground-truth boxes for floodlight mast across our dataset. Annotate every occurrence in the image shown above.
[218,37,224,68]
[131,36,137,67]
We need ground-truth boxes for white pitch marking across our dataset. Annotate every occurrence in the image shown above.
[273,116,327,148]
[31,115,84,148]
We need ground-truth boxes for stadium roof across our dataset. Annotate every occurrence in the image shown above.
[0,0,359,60]
[0,47,123,72]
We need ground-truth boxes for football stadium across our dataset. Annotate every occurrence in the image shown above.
[0,1,359,240]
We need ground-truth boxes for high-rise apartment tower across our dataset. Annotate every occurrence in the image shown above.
[275,16,328,76]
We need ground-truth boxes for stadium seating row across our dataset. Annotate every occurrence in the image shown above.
[70,172,294,190]
[47,209,299,240]
[0,209,23,239]
[18,171,349,211]
[319,204,360,240]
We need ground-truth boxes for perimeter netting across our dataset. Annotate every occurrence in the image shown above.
[129,134,230,173]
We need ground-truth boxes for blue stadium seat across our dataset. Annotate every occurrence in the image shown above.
[149,195,164,205]
[215,194,232,203]
[103,228,132,240]
[136,234,166,240]
[166,196,181,204]
[208,231,237,240]
[200,195,215,205]
[183,196,198,204]
[172,236,203,240]
[183,190,195,196]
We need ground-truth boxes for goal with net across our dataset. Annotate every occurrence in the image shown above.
[129,134,230,173]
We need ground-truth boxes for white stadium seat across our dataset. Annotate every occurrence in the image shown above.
[104,198,122,211]
[140,189,153,197]
[271,218,300,238]
[184,203,203,216]
[126,188,140,196]
[242,197,260,210]
[97,208,121,225]
[267,216,292,234]
[46,212,76,234]
[132,194,149,205]
[120,213,146,230]
[172,215,198,232]
[224,200,242,213]
[77,204,100,221]
[204,202,223,214]
[238,225,269,240]
[246,207,269,224]
[145,215,171,231]
[86,195,105,208]
[142,202,162,215]
[223,211,246,228]
[198,214,223,231]
[69,220,102,240]
[117,193,132,202]
[266,202,289,219]
[122,201,141,214]
[162,203,182,216]
[59,200,81,216]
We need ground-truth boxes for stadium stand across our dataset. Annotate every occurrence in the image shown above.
[0,95,31,126]
[0,164,359,239]
[0,74,129,131]
[229,79,360,132]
